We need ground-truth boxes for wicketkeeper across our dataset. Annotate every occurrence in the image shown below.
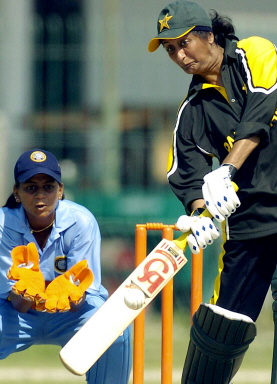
[0,149,131,384]
[148,1,277,383]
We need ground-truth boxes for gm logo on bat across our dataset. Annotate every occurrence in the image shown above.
[131,240,187,297]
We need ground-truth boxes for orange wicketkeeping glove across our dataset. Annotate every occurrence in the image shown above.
[43,260,94,313]
[7,242,46,303]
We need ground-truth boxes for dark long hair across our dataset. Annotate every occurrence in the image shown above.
[3,182,20,208]
[210,10,238,47]
[3,195,20,208]
[192,10,238,48]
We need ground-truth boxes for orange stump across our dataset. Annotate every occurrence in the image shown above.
[133,223,203,384]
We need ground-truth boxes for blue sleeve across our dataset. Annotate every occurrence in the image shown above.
[62,208,103,294]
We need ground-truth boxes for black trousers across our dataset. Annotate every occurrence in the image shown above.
[213,233,277,321]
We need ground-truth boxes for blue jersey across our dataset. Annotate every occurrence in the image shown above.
[0,200,108,299]
[0,200,130,383]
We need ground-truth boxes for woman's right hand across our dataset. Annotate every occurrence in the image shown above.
[176,212,219,254]
[9,290,34,313]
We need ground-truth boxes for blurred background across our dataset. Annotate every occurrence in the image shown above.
[0,1,276,382]
[0,0,276,305]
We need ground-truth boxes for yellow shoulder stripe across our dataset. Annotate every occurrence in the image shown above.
[237,37,277,90]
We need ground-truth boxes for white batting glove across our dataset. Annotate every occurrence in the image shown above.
[176,211,219,254]
[202,164,240,222]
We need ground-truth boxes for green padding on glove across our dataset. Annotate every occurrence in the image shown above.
[7,242,46,302]
[44,260,94,313]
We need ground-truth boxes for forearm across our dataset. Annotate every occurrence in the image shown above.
[222,136,260,170]
[189,136,260,213]
[190,199,205,212]
[9,290,33,313]
[70,293,86,312]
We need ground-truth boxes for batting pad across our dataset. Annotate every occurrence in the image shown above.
[181,303,256,384]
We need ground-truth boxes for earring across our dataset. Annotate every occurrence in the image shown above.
[15,196,20,203]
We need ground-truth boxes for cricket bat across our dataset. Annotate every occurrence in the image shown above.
[59,213,212,376]
[59,184,238,376]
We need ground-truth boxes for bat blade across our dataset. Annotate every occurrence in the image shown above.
[59,237,188,376]
[60,183,239,375]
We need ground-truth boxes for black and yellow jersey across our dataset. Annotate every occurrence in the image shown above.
[167,36,277,240]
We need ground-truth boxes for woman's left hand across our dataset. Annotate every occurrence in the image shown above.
[202,166,240,222]
[40,260,94,313]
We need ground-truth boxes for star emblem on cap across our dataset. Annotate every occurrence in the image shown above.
[159,13,173,32]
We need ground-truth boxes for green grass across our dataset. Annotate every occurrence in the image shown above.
[142,304,273,383]
[0,302,274,383]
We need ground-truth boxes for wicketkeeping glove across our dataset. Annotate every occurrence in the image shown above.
[176,209,219,254]
[7,242,46,303]
[202,164,240,222]
[43,260,94,313]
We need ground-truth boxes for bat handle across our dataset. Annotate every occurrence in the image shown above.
[173,232,190,250]
[173,182,239,250]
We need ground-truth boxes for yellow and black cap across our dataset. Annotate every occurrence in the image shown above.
[148,0,212,52]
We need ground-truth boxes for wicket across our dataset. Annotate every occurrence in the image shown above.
[133,223,203,384]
